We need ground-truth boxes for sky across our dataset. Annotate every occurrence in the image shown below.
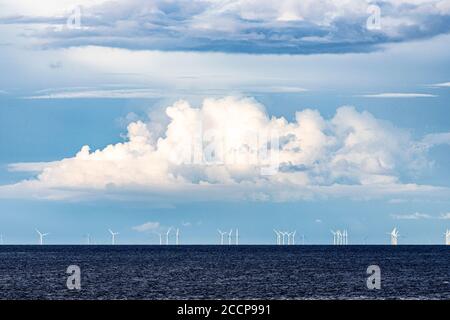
[0,0,450,245]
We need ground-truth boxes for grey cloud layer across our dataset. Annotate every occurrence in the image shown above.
[2,0,450,54]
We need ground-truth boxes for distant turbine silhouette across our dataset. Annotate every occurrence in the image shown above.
[218,229,227,245]
[280,231,287,245]
[389,227,399,245]
[165,227,172,245]
[35,229,49,245]
[273,229,281,245]
[108,229,119,245]
[331,230,337,245]
[155,232,162,245]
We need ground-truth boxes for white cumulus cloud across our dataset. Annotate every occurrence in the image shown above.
[1,96,449,202]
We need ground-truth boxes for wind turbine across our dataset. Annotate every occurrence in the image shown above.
[343,230,348,245]
[389,227,399,245]
[280,231,287,245]
[292,231,296,245]
[331,230,337,245]
[228,229,233,245]
[273,229,281,245]
[165,227,172,245]
[176,228,180,245]
[338,230,344,245]
[286,232,292,245]
[155,232,162,245]
[363,236,368,245]
[235,228,239,245]
[218,229,227,245]
[445,229,450,245]
[108,229,119,245]
[35,229,49,245]
[85,234,91,245]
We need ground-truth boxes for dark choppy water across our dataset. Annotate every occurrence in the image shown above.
[0,245,448,300]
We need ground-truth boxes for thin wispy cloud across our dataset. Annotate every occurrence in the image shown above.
[430,82,450,87]
[391,212,432,220]
[132,221,161,232]
[391,212,450,220]
[25,86,309,100]
[25,88,163,99]
[360,93,437,98]
[438,213,450,220]
[422,133,450,147]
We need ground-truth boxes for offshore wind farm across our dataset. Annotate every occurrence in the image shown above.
[1,0,450,302]
[0,226,447,245]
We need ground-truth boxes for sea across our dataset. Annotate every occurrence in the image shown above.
[0,245,448,300]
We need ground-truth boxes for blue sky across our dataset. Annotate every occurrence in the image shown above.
[0,0,450,244]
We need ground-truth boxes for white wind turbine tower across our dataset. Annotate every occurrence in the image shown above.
[165,227,172,245]
[108,229,119,245]
[390,227,399,245]
[218,229,227,245]
[273,229,281,245]
[175,228,180,245]
[292,231,296,245]
[228,229,233,245]
[445,229,450,245]
[343,230,348,245]
[286,232,293,245]
[35,229,49,245]
[280,231,287,245]
[155,232,162,245]
[85,234,91,245]
[337,230,343,245]
[235,228,239,245]
[331,230,337,245]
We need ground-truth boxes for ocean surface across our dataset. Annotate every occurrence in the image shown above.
[0,245,448,300]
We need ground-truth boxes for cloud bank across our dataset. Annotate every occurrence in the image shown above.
[2,0,450,54]
[1,96,450,202]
